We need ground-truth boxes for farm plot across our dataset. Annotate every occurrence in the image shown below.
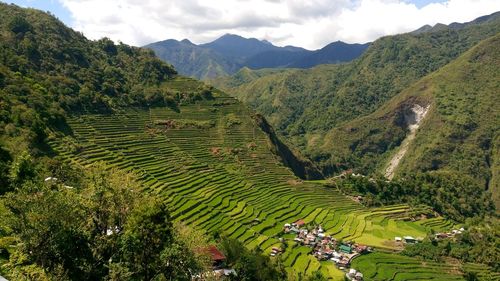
[351,252,465,281]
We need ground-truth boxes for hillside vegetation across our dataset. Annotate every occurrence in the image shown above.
[0,3,171,154]
[323,33,500,212]
[213,13,500,183]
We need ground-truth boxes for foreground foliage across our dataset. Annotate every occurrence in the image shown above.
[0,163,210,280]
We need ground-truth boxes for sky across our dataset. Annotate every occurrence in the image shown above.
[2,0,500,50]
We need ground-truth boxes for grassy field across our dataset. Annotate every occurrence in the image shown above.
[47,77,455,279]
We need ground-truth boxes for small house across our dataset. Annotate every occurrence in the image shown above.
[331,257,340,263]
[435,233,448,239]
[340,244,352,254]
[354,244,368,253]
[206,245,226,269]
[294,219,305,227]
[403,236,417,244]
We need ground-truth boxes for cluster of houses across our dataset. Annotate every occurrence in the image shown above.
[394,227,466,245]
[282,220,369,272]
[434,227,465,240]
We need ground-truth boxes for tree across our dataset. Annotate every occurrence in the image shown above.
[220,236,287,281]
[80,163,141,278]
[119,198,173,280]
[119,199,206,280]
[8,16,32,34]
[0,146,12,194]
[3,182,91,279]
[8,151,36,188]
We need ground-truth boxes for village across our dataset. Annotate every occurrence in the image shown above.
[276,219,372,280]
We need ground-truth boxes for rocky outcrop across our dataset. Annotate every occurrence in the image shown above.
[253,114,324,180]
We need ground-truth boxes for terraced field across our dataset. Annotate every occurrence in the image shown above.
[351,252,500,281]
[47,78,454,279]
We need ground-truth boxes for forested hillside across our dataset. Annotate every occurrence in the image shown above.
[0,3,182,159]
[213,12,500,181]
[327,32,499,216]
[322,32,499,181]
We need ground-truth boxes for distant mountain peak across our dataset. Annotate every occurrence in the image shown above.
[180,39,194,45]
[221,33,242,38]
[215,33,246,42]
[261,39,273,45]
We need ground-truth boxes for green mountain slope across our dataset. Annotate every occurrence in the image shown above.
[213,12,500,178]
[324,33,499,209]
[392,34,500,206]
[144,39,239,79]
[0,3,193,161]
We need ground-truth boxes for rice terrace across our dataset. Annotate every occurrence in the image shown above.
[45,77,491,280]
[0,2,499,280]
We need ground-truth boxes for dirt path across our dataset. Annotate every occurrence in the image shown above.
[385,104,430,179]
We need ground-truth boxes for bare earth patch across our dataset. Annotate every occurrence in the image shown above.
[385,104,430,179]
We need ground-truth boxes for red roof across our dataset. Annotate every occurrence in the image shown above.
[294,219,305,226]
[208,245,226,261]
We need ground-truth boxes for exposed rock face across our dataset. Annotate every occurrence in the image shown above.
[385,104,430,179]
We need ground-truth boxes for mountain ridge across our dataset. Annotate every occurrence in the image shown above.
[145,35,370,79]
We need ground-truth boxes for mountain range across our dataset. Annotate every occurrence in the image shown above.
[145,34,370,79]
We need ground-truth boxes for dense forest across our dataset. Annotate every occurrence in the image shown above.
[213,12,500,180]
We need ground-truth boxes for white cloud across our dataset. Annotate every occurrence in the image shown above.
[59,0,500,49]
